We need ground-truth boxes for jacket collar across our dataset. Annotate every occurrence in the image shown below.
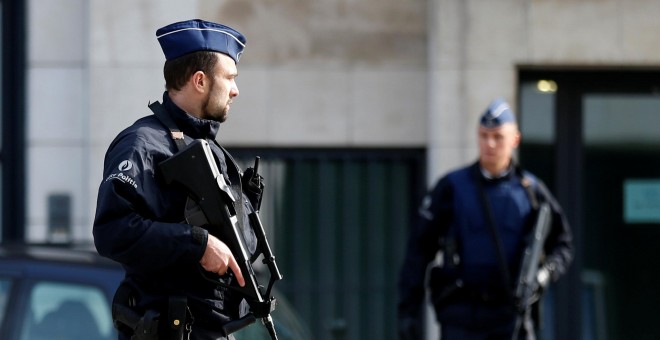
[473,160,516,183]
[162,92,220,140]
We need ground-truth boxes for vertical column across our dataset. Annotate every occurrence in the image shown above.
[1,0,27,242]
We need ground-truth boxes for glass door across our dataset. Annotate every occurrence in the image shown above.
[582,95,660,339]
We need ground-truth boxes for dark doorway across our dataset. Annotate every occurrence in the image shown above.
[230,147,426,340]
[519,69,660,340]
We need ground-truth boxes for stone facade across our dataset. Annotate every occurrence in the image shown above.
[25,0,660,245]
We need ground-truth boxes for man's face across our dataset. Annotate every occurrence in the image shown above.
[202,53,239,122]
[478,123,521,169]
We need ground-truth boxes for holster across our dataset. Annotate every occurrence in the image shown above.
[112,282,190,340]
[166,296,190,340]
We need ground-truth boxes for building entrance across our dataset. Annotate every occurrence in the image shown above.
[519,70,660,340]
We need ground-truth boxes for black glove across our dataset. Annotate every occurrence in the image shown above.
[242,167,264,210]
[398,316,422,340]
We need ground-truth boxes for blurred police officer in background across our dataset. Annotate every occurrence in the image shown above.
[398,98,573,340]
[93,19,263,340]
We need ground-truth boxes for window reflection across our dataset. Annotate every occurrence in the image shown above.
[21,281,115,340]
[584,95,660,146]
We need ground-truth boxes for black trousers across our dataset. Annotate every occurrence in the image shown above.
[440,316,536,340]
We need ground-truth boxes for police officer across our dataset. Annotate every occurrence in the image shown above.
[397,98,573,340]
[93,19,260,340]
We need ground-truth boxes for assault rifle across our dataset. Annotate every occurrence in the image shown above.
[511,202,551,340]
[159,139,283,339]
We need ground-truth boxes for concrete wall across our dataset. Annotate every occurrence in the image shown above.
[27,0,91,241]
[25,0,427,241]
[24,0,660,243]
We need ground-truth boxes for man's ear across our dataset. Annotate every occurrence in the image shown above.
[191,71,207,92]
[513,131,522,148]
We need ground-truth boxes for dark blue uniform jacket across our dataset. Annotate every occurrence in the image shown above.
[93,92,256,326]
[398,162,573,325]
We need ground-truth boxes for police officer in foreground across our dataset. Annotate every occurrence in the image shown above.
[93,19,261,339]
[397,98,574,340]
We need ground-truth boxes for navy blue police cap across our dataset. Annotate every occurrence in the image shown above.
[480,98,516,128]
[156,19,246,63]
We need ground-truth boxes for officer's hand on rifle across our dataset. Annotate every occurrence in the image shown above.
[200,234,246,287]
[536,265,550,289]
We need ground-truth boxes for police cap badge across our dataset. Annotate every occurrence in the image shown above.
[480,98,516,128]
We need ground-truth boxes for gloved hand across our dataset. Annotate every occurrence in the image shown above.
[242,167,264,210]
[536,265,550,289]
[398,316,422,340]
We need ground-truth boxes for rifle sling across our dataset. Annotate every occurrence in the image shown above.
[473,166,515,304]
[149,101,187,151]
[473,164,542,303]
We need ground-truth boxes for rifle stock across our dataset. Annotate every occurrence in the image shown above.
[159,139,280,339]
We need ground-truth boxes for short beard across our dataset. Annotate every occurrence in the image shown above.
[201,79,228,122]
